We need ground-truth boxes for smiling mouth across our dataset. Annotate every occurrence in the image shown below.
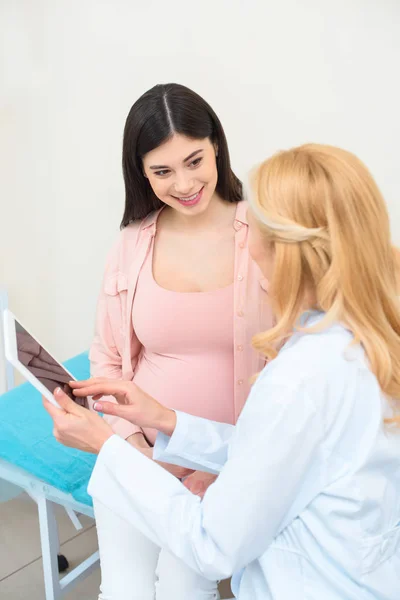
[173,187,204,202]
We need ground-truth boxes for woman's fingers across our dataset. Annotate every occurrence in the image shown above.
[71,385,102,397]
[43,388,84,415]
[69,378,164,431]
[42,396,66,418]
[72,385,106,398]
[69,377,108,389]
[71,382,130,402]
[69,379,133,403]
[92,401,129,416]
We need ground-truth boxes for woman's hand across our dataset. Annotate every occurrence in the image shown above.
[183,471,218,498]
[70,378,176,436]
[43,388,113,454]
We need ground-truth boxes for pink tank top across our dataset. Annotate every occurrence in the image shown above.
[132,239,234,445]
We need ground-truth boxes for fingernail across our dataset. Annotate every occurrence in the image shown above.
[93,402,102,411]
[55,387,62,396]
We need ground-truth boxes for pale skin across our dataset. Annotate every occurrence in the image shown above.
[143,133,237,294]
[43,205,272,497]
[126,133,238,494]
[44,383,219,497]
[43,209,322,504]
[69,134,239,495]
[43,383,175,455]
[44,383,212,487]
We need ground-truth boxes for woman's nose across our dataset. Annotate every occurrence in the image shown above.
[173,173,194,196]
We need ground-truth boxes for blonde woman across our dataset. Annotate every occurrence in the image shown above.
[46,144,400,599]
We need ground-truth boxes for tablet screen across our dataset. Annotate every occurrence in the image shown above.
[15,320,88,408]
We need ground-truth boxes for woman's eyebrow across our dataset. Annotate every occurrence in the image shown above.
[183,149,203,162]
[149,149,203,170]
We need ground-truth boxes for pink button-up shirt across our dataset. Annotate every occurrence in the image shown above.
[89,200,273,439]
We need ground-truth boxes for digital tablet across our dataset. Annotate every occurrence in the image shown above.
[3,309,88,409]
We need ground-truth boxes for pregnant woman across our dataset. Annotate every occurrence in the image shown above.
[89,83,272,599]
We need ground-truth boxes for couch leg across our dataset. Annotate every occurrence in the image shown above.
[57,554,69,573]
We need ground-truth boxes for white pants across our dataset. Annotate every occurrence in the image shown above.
[94,500,220,600]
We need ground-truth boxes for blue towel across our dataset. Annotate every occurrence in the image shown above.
[0,352,96,506]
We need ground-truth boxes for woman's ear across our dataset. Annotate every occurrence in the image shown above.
[214,143,219,158]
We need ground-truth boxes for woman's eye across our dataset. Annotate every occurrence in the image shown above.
[190,157,203,168]
[154,170,170,177]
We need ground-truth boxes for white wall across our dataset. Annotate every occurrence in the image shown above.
[1,0,399,373]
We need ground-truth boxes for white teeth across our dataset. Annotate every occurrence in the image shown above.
[179,191,200,202]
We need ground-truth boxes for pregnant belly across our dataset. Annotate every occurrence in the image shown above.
[133,352,235,445]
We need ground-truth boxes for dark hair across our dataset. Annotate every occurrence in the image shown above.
[121,83,243,226]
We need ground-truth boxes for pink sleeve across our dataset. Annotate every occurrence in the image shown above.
[89,242,143,440]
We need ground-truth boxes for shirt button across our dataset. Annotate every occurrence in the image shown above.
[238,275,244,281]
[239,242,245,249]
[237,345,243,351]
[234,221,243,231]
[237,310,244,317]
[238,379,243,385]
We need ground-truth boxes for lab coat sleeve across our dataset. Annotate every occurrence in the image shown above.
[88,376,325,581]
[153,411,234,474]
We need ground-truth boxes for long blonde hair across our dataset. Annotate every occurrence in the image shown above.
[250,144,400,421]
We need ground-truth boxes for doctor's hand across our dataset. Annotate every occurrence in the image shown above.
[43,388,113,454]
[70,378,177,437]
